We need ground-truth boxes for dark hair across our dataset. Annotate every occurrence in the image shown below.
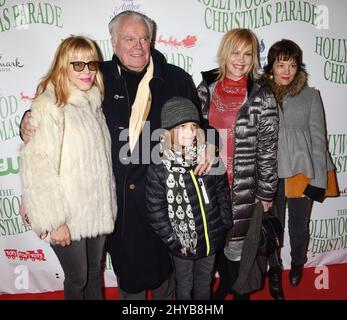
[264,39,305,76]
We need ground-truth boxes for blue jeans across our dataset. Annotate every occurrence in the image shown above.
[172,254,215,300]
[51,235,106,300]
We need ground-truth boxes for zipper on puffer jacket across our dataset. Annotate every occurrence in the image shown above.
[189,170,210,256]
[198,177,210,204]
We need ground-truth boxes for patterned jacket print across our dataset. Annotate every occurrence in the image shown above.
[146,153,232,259]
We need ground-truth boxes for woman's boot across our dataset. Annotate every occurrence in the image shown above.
[268,268,285,300]
[212,252,231,300]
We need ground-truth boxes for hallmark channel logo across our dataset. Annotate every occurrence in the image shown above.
[4,248,47,262]
[0,54,24,72]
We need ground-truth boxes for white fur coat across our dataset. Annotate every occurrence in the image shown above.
[20,82,117,241]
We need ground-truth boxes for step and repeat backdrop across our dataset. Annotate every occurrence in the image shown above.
[0,0,346,294]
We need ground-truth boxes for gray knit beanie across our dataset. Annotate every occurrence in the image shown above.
[161,97,200,129]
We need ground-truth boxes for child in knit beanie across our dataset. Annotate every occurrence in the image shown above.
[146,96,232,300]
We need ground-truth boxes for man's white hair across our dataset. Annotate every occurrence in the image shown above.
[108,10,154,42]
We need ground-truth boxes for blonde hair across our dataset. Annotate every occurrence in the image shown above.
[162,124,205,156]
[216,28,260,80]
[35,35,104,107]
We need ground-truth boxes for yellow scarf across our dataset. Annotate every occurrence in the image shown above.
[128,57,154,153]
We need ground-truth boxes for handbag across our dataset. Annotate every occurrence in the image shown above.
[258,207,283,257]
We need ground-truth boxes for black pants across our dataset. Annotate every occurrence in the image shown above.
[51,235,106,300]
[172,254,215,300]
[117,273,175,300]
[275,179,313,266]
[212,252,250,300]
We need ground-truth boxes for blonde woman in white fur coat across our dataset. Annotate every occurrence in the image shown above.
[20,36,117,300]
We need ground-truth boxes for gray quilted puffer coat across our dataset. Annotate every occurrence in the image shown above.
[197,69,279,241]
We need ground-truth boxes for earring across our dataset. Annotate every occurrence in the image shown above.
[269,74,273,80]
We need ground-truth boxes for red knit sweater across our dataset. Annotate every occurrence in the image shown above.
[209,76,247,186]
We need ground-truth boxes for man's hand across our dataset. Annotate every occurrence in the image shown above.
[194,143,216,176]
[50,224,71,247]
[19,196,31,227]
[20,111,36,144]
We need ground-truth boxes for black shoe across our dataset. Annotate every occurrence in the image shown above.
[289,265,303,287]
[212,284,230,300]
[268,271,285,300]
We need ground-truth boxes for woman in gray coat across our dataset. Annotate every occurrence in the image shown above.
[264,39,335,296]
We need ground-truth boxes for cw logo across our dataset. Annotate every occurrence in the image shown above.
[314,265,329,290]
[0,157,19,176]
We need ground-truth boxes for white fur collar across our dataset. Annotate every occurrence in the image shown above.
[44,81,102,109]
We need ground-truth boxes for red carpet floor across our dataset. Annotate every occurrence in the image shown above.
[1,264,346,300]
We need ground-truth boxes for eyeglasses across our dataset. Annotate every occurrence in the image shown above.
[70,61,100,72]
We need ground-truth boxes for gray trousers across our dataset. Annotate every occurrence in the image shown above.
[51,235,106,300]
[117,273,175,300]
[275,179,313,266]
[172,254,216,300]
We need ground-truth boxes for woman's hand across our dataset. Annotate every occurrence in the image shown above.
[20,111,37,144]
[194,143,216,176]
[50,224,71,247]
